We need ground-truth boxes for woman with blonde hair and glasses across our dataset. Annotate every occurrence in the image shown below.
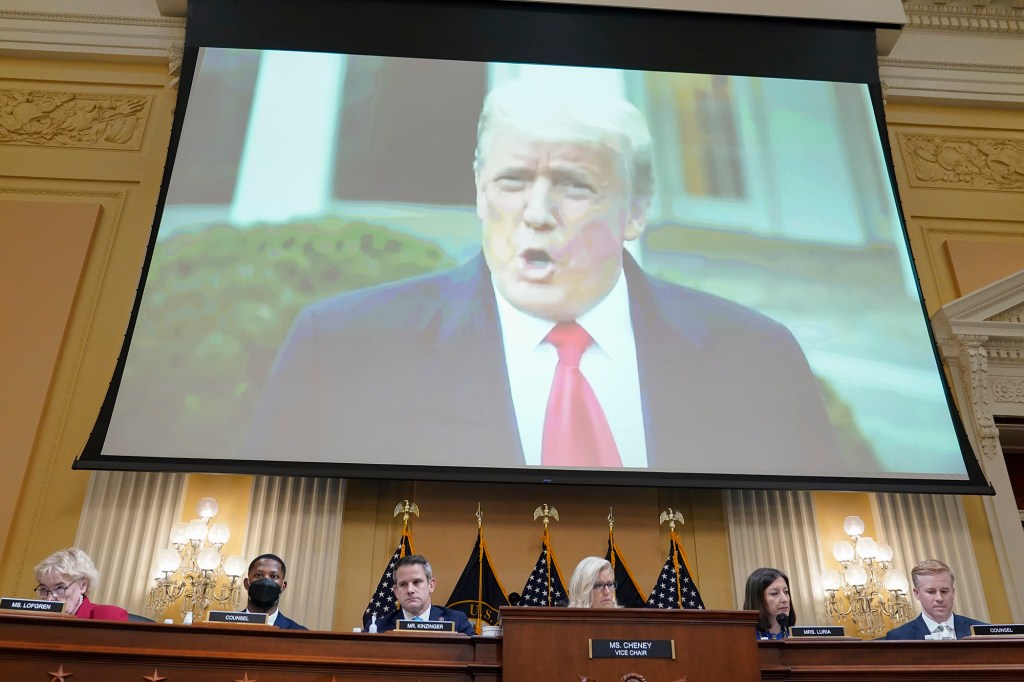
[34,547,129,621]
[568,556,618,609]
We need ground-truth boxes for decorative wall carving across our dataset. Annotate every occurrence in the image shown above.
[992,303,1024,323]
[958,335,1002,460]
[992,377,1024,403]
[899,134,1024,190]
[0,90,150,149]
[903,2,1024,34]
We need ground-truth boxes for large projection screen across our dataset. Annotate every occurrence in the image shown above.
[77,0,989,492]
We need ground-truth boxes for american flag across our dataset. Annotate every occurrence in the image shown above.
[646,532,705,610]
[362,529,413,629]
[519,528,567,607]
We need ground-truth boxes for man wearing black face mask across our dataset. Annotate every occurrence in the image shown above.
[243,553,307,630]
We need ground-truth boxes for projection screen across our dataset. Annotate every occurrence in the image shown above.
[76,0,989,492]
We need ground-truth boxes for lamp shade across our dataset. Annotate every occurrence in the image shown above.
[846,565,868,587]
[885,572,910,594]
[168,522,189,545]
[197,547,221,571]
[223,554,247,578]
[856,537,878,560]
[196,497,219,520]
[843,515,866,537]
[208,522,231,545]
[156,548,182,573]
[821,569,842,591]
[186,518,209,542]
[875,542,894,562]
[832,541,855,563]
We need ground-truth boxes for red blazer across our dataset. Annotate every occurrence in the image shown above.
[75,595,129,621]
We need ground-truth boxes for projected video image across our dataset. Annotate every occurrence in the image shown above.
[99,50,968,481]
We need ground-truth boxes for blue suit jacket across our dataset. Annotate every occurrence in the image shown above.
[883,613,986,640]
[246,253,850,475]
[376,604,474,635]
[273,612,308,630]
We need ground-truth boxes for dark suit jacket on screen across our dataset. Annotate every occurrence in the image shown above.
[883,613,986,640]
[376,604,475,635]
[244,252,847,475]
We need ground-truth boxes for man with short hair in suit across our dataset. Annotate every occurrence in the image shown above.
[377,554,474,635]
[243,553,308,630]
[883,559,986,640]
[246,79,845,475]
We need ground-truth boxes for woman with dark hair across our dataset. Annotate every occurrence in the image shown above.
[743,567,795,640]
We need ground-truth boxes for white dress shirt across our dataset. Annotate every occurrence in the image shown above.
[402,605,432,620]
[922,613,956,639]
[244,607,279,626]
[493,271,648,467]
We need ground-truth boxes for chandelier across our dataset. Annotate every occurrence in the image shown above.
[821,515,911,637]
[146,497,247,621]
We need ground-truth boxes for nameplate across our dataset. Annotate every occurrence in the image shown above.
[0,598,64,614]
[790,626,846,638]
[206,611,268,625]
[396,619,456,632]
[971,624,1024,637]
[589,639,675,659]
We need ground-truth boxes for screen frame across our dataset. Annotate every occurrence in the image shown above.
[75,0,991,494]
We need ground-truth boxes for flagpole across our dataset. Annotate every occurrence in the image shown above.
[476,503,484,635]
[533,504,559,606]
[660,507,686,609]
[394,499,420,557]
[607,508,616,569]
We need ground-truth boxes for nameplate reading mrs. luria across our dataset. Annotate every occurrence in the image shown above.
[0,597,64,614]
[396,619,456,632]
[790,625,846,637]
[207,611,268,625]
[589,639,674,659]
[971,624,1024,637]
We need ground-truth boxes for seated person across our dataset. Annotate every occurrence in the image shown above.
[377,554,474,634]
[243,553,307,630]
[568,556,617,608]
[34,547,129,621]
[884,559,986,640]
[743,567,794,640]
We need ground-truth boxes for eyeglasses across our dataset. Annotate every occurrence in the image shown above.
[34,584,70,599]
[592,581,617,592]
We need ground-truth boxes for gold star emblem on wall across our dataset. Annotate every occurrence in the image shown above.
[234,673,258,682]
[143,668,167,681]
[48,664,73,681]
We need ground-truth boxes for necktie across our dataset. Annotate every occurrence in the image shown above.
[541,322,622,467]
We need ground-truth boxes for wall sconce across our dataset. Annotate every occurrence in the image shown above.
[146,497,246,621]
[821,515,911,637]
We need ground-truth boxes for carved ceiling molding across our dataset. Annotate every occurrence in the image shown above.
[0,9,184,63]
[904,2,1024,34]
[879,57,1024,75]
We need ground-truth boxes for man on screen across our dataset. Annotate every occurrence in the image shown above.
[244,81,842,473]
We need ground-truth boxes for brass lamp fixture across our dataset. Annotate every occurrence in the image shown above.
[821,515,911,637]
[146,497,247,621]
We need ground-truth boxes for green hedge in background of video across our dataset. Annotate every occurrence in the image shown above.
[118,218,457,457]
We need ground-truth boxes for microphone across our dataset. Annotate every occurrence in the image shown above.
[776,612,790,632]
[508,592,521,607]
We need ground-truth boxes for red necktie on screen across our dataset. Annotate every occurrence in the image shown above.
[541,322,622,467]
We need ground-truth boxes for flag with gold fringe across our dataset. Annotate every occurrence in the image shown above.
[363,504,417,629]
[646,530,705,609]
[446,523,510,633]
[605,535,646,608]
[520,525,568,606]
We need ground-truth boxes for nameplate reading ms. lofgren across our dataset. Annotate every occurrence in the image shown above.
[971,624,1024,637]
[0,597,64,614]
[207,611,268,625]
[589,639,675,659]
[396,619,457,632]
[790,625,846,637]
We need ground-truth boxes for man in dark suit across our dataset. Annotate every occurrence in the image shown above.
[243,553,308,630]
[377,554,474,635]
[244,81,845,476]
[884,559,986,640]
